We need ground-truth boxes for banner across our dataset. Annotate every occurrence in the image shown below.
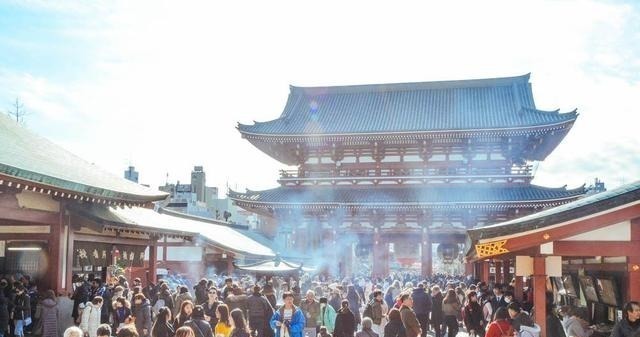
[73,241,112,267]
[115,244,146,267]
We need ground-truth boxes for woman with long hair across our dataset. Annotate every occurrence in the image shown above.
[230,308,250,337]
[442,289,460,337]
[215,304,232,337]
[174,300,194,330]
[41,289,59,337]
[203,287,220,327]
[463,292,484,337]
[113,296,133,333]
[346,285,362,326]
[151,307,175,337]
[485,307,515,337]
[383,308,405,337]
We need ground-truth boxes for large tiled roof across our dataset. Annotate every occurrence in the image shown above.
[0,114,167,204]
[467,180,640,243]
[238,74,577,136]
[71,204,276,258]
[229,184,584,208]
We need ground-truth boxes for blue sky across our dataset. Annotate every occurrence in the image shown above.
[1,0,639,193]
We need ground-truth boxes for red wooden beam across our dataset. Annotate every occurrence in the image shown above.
[564,263,627,272]
[0,206,59,224]
[504,203,640,254]
[553,241,640,256]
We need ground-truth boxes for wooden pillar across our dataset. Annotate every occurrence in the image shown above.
[465,262,474,278]
[148,245,157,284]
[373,229,382,277]
[515,276,524,303]
[482,261,490,283]
[533,257,547,337]
[629,219,640,302]
[226,253,234,275]
[421,235,432,277]
[495,261,503,284]
[503,259,511,285]
[49,208,64,293]
[65,228,75,295]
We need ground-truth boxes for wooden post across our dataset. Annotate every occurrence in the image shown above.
[495,261,503,284]
[629,219,640,302]
[515,276,524,303]
[482,261,490,283]
[533,257,547,337]
[50,208,63,293]
[422,237,432,278]
[65,228,75,295]
[503,259,511,285]
[148,245,157,284]
[226,253,234,275]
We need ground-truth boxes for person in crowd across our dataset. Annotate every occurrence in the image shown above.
[345,285,362,328]
[113,296,133,333]
[185,305,213,337]
[492,285,507,313]
[247,285,273,337]
[334,300,355,337]
[92,278,112,324]
[133,293,152,337]
[319,297,337,334]
[118,276,131,299]
[481,292,496,329]
[215,303,233,337]
[225,285,248,319]
[462,291,483,337]
[0,279,9,337]
[545,293,566,337]
[356,317,378,337]
[410,284,430,337]
[80,296,103,337]
[194,279,209,306]
[363,289,387,336]
[118,325,140,337]
[203,287,221,328]
[151,306,175,337]
[329,291,342,313]
[97,324,112,337]
[142,278,158,307]
[563,306,592,337]
[270,292,305,337]
[383,286,395,311]
[301,290,321,337]
[156,283,175,315]
[317,326,332,337]
[175,287,194,318]
[384,308,406,337]
[41,289,59,337]
[398,293,420,337]
[485,307,514,337]
[175,326,195,337]
[430,286,443,337]
[229,308,250,337]
[174,300,194,331]
[221,279,234,301]
[441,289,459,337]
[64,326,84,337]
[507,302,534,332]
[72,276,91,325]
[612,301,640,337]
[263,282,277,309]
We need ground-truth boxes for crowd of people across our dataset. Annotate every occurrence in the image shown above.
[2,271,640,337]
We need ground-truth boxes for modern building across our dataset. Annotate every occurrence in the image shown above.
[230,74,584,276]
[191,165,207,202]
[124,166,139,183]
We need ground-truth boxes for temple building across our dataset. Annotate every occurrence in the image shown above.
[231,73,584,277]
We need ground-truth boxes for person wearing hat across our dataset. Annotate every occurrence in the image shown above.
[185,305,213,337]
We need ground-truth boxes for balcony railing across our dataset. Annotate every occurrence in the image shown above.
[278,165,532,184]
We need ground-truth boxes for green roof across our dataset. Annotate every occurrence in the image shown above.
[0,114,167,203]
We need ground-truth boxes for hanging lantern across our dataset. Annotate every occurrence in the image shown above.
[437,243,459,264]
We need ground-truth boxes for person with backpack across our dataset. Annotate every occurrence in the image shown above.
[247,285,273,337]
[363,289,388,336]
[270,292,305,337]
[462,292,484,337]
[185,305,213,337]
[485,307,515,337]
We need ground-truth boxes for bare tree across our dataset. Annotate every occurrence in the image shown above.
[7,97,29,123]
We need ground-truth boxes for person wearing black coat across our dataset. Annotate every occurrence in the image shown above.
[12,285,30,337]
[151,307,175,337]
[411,284,431,337]
[384,308,406,337]
[71,277,90,324]
[430,286,444,337]
[246,286,273,337]
[0,281,9,337]
[132,294,152,337]
[334,300,356,337]
[185,306,214,337]
[462,292,484,337]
